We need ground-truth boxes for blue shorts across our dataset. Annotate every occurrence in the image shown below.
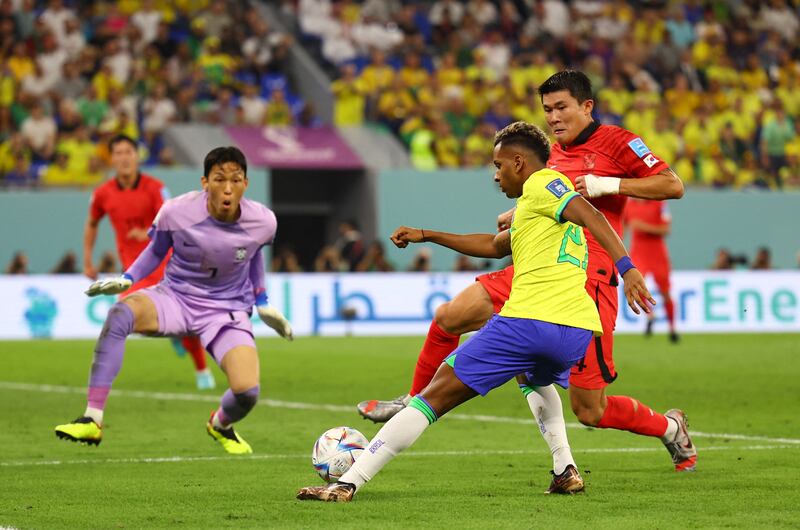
[445,315,593,396]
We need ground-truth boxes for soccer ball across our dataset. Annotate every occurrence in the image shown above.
[311,426,369,483]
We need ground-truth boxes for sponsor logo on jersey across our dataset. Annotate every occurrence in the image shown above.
[546,178,569,198]
[643,153,659,168]
[235,247,247,262]
[627,138,651,157]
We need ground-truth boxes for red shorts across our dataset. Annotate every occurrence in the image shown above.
[568,279,618,389]
[476,266,619,390]
[476,265,514,313]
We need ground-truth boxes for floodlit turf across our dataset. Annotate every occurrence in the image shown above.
[1,333,799,529]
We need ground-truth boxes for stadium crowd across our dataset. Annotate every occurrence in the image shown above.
[0,0,302,188]
[287,0,800,188]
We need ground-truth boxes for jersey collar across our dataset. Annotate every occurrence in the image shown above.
[562,121,600,149]
[115,172,141,190]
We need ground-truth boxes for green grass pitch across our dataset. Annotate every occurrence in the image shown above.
[1,333,799,529]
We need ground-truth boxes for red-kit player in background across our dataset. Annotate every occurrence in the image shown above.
[83,134,215,390]
[624,199,679,342]
[359,71,697,473]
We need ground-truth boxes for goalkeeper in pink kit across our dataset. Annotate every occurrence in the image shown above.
[55,147,293,454]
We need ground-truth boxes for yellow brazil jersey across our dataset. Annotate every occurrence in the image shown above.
[499,169,602,335]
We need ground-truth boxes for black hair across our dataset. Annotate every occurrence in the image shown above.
[538,70,593,103]
[493,121,551,165]
[108,134,137,151]
[203,146,248,177]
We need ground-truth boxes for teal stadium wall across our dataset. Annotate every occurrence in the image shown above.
[2,167,798,272]
[377,169,800,271]
[1,168,270,273]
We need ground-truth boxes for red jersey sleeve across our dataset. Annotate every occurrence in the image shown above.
[607,127,670,178]
[89,186,106,222]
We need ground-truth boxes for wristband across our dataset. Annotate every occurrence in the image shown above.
[615,256,635,277]
[254,288,268,306]
[122,272,134,282]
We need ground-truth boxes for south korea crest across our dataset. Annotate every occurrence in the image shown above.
[234,247,247,262]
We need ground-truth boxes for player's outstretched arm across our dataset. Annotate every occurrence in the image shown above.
[86,230,172,297]
[561,197,655,315]
[390,226,511,259]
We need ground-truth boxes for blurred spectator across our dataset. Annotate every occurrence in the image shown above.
[196,1,233,39]
[761,104,796,188]
[335,219,365,271]
[142,83,176,135]
[264,88,293,126]
[331,64,365,127]
[408,247,432,272]
[751,247,772,270]
[314,245,343,272]
[97,251,118,274]
[5,251,29,274]
[453,254,479,271]
[356,241,395,272]
[130,0,161,45]
[272,246,304,272]
[40,150,72,186]
[40,0,75,46]
[711,248,733,270]
[51,250,78,274]
[238,84,267,126]
[20,103,56,161]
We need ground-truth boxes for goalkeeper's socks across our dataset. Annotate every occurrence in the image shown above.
[340,396,435,490]
[85,303,134,418]
[409,321,460,395]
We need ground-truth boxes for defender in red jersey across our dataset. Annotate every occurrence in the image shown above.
[358,71,697,473]
[624,198,678,342]
[83,134,215,390]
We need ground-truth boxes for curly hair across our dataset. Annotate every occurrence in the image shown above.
[493,121,551,164]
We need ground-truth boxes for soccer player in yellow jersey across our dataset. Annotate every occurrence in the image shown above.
[297,122,655,502]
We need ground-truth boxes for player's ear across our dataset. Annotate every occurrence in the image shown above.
[200,176,208,191]
[582,98,595,115]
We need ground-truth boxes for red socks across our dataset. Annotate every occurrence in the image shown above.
[409,321,460,396]
[597,396,668,437]
[182,336,207,371]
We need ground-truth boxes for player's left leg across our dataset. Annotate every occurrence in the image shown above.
[568,280,696,471]
[298,362,477,502]
[206,329,259,454]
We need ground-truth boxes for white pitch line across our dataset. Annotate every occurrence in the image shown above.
[2,381,800,446]
[1,444,797,468]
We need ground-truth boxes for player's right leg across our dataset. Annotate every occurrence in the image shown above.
[206,332,260,455]
[357,267,510,422]
[55,293,161,445]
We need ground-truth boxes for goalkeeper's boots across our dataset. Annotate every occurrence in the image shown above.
[206,413,252,454]
[55,416,102,446]
[297,482,356,502]
[545,465,585,494]
[356,394,409,423]
[662,409,697,472]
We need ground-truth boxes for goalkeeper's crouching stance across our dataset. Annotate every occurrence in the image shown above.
[55,146,293,454]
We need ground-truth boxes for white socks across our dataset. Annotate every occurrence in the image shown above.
[661,416,679,442]
[340,405,431,489]
[84,406,104,425]
[524,385,575,475]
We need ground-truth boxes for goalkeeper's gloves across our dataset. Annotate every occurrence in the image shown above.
[85,273,133,297]
[582,174,621,197]
[255,290,293,340]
